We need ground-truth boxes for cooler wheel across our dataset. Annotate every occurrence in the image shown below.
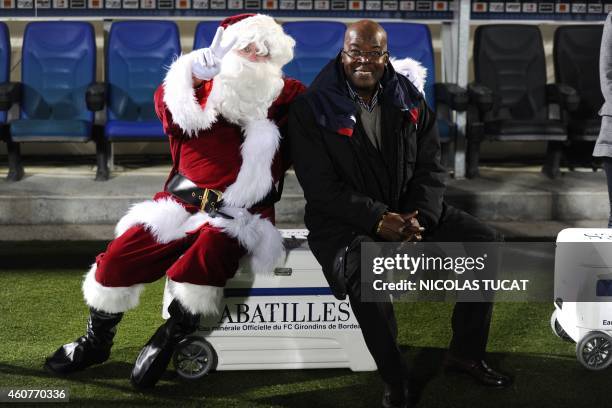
[576,331,612,371]
[173,335,218,379]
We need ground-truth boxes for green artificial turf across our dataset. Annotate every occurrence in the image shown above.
[0,269,607,408]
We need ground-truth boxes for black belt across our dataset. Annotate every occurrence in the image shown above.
[166,173,234,219]
[165,173,282,219]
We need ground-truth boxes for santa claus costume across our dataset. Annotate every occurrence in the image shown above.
[44,14,305,389]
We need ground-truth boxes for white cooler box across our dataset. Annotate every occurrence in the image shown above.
[551,228,612,370]
[162,229,377,379]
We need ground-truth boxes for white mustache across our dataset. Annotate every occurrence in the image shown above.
[212,52,285,125]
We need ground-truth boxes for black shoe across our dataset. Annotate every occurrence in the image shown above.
[382,380,411,408]
[444,356,512,388]
[130,300,199,389]
[44,308,123,375]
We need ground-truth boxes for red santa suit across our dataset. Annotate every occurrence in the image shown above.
[82,44,305,318]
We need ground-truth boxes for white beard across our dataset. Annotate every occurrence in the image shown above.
[211,52,285,126]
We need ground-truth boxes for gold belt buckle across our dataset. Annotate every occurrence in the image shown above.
[200,188,223,212]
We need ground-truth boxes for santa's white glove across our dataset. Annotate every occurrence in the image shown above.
[191,26,237,80]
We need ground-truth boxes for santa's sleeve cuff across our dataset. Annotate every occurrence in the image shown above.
[162,52,218,136]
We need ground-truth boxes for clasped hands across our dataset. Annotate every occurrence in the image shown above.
[376,210,424,242]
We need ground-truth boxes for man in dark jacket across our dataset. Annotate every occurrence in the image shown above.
[289,20,511,408]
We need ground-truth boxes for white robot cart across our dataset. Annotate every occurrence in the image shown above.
[551,228,612,370]
[162,229,376,379]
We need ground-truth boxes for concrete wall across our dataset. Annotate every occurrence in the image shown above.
[0,19,595,160]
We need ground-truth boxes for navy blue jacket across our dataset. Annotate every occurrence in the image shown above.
[289,55,446,291]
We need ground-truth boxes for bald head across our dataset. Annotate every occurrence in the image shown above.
[341,20,389,98]
[344,20,387,50]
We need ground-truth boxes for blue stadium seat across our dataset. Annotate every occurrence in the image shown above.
[282,21,345,86]
[105,21,180,146]
[0,21,16,180]
[13,22,95,141]
[382,22,435,108]
[193,21,220,50]
[3,21,106,181]
[382,22,467,169]
[0,22,9,125]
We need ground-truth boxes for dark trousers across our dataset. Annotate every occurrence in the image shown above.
[603,157,612,228]
[345,204,500,386]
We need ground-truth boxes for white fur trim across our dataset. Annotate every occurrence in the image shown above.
[167,279,224,317]
[162,53,220,136]
[390,57,427,94]
[222,119,280,208]
[115,198,192,243]
[82,264,144,314]
[198,206,285,275]
[114,198,284,277]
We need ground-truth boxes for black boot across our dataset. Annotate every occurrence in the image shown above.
[44,308,123,375]
[130,299,200,389]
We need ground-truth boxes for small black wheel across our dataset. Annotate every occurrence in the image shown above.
[550,310,572,342]
[173,335,218,380]
[576,331,612,371]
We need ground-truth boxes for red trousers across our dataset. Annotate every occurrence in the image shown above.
[94,224,247,288]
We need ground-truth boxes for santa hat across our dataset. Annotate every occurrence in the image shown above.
[219,14,295,69]
[219,13,255,28]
